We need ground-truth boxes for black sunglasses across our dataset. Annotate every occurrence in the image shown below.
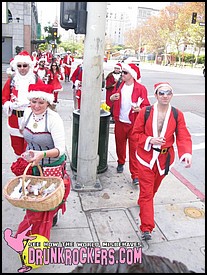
[17,64,28,68]
[158,90,173,96]
[122,71,129,75]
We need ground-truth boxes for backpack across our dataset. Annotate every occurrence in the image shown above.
[144,106,178,134]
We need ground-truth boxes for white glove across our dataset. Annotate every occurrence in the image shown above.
[75,80,81,89]
[2,101,14,117]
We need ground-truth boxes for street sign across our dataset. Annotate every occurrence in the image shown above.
[199,22,205,26]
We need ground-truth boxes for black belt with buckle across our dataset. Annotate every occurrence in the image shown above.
[152,147,170,154]
[12,110,24,117]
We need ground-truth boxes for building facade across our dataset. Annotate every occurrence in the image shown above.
[2,2,38,63]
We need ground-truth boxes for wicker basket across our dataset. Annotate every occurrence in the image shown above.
[3,163,65,211]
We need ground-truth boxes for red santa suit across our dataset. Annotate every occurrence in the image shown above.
[2,51,44,157]
[47,69,64,103]
[70,64,83,109]
[105,63,122,108]
[70,64,83,84]
[62,52,74,81]
[112,63,150,180]
[31,51,39,69]
[45,50,53,64]
[132,99,192,233]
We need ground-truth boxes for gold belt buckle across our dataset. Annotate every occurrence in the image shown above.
[161,148,167,154]
[16,110,20,117]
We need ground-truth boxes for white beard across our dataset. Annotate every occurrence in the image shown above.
[113,72,121,81]
[14,69,36,106]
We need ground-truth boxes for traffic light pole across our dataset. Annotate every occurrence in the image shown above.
[75,2,107,190]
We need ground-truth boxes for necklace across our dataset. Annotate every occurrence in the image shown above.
[32,113,45,128]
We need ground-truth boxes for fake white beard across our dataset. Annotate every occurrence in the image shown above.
[113,72,121,81]
[14,69,36,105]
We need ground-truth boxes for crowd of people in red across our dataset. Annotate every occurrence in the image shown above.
[6,50,75,107]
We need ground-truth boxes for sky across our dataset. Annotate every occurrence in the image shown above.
[36,2,170,28]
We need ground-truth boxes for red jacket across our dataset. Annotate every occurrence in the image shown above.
[112,80,150,124]
[70,65,83,83]
[132,103,192,175]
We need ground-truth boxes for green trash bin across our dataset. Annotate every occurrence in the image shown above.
[71,109,110,173]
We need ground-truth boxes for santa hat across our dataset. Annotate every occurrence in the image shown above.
[27,83,54,104]
[13,50,34,69]
[39,57,46,62]
[114,63,122,70]
[122,63,141,82]
[154,82,173,94]
[9,58,14,67]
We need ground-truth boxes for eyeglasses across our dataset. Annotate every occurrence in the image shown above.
[158,90,173,96]
[17,64,28,68]
[122,71,129,75]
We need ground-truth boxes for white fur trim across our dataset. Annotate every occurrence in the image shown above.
[13,55,34,70]
[27,91,54,104]
[122,64,138,82]
[154,84,173,94]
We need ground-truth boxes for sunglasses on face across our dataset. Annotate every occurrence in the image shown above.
[17,64,28,68]
[122,71,129,75]
[158,90,173,96]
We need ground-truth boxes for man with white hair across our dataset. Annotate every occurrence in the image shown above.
[2,50,44,158]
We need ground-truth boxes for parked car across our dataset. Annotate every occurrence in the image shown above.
[203,66,205,77]
[119,56,140,66]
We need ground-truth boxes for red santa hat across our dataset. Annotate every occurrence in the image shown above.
[27,83,54,104]
[154,82,173,94]
[122,63,141,82]
[39,57,46,62]
[9,58,14,67]
[13,50,34,69]
[114,63,122,70]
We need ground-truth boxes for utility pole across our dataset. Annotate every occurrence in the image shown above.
[75,2,107,190]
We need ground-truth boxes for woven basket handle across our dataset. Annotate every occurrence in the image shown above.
[22,163,43,196]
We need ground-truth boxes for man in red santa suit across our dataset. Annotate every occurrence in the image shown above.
[62,51,74,82]
[105,63,122,122]
[34,57,49,83]
[132,82,192,241]
[110,63,150,186]
[31,51,39,70]
[70,62,83,108]
[2,50,44,158]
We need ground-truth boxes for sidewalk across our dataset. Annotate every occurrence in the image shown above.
[2,64,205,273]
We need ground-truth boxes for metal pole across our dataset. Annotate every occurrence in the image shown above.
[75,2,107,190]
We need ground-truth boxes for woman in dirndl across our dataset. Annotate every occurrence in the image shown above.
[15,83,70,240]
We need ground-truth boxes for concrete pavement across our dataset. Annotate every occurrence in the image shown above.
[2,63,205,273]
